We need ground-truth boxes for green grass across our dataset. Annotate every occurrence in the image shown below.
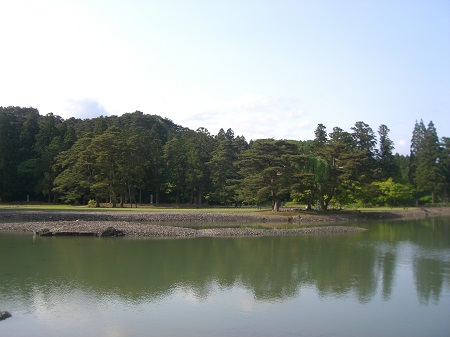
[345,206,416,212]
[0,204,82,211]
[0,203,267,213]
[0,203,428,215]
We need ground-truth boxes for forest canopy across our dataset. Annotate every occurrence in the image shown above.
[0,106,448,210]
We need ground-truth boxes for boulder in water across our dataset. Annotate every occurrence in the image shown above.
[0,311,12,321]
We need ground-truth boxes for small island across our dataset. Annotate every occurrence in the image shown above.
[1,207,449,238]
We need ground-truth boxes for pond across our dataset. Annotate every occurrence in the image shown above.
[1,217,449,337]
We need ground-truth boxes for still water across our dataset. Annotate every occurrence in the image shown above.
[1,217,450,337]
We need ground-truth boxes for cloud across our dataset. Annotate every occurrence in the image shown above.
[395,138,410,155]
[180,95,311,140]
[63,98,110,119]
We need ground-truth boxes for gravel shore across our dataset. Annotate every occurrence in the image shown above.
[0,207,448,238]
[0,209,369,237]
[0,220,366,237]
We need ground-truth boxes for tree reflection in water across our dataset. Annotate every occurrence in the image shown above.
[1,217,449,307]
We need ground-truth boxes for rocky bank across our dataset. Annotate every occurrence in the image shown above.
[0,207,448,238]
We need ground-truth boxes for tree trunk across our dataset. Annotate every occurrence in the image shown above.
[272,199,281,212]
[112,193,117,208]
[272,191,280,212]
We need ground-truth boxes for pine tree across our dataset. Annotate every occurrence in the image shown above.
[351,121,377,181]
[440,137,450,203]
[208,128,244,205]
[409,120,426,183]
[415,121,441,203]
[313,124,328,149]
[377,124,399,180]
[237,139,302,211]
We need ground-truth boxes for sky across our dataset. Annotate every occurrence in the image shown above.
[1,0,449,154]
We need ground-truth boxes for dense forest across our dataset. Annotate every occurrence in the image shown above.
[0,106,448,210]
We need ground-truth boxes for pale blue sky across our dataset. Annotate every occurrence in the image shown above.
[1,0,449,154]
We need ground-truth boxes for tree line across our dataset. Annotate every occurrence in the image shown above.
[0,106,448,210]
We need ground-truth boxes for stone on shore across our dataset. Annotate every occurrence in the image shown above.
[35,228,52,236]
[0,311,12,321]
[98,227,124,237]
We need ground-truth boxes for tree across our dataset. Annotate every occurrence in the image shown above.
[208,128,245,205]
[394,153,410,184]
[313,123,327,148]
[185,128,214,205]
[291,155,329,210]
[143,124,166,204]
[120,129,148,207]
[292,124,332,210]
[0,108,19,200]
[34,113,66,202]
[409,120,426,184]
[163,132,189,204]
[377,124,400,180]
[373,178,414,207]
[310,127,367,209]
[415,121,442,203]
[351,121,377,180]
[439,137,450,203]
[237,139,303,211]
[53,135,95,204]
[89,127,127,207]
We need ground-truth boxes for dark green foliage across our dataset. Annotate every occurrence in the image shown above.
[53,135,94,204]
[236,139,304,211]
[317,126,367,209]
[0,107,41,201]
[414,121,442,203]
[409,119,426,186]
[377,124,400,180]
[394,153,410,184]
[0,106,448,208]
[351,121,377,181]
[207,128,245,205]
[163,131,190,203]
[440,137,450,203]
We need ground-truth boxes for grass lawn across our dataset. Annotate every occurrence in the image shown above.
[0,203,270,213]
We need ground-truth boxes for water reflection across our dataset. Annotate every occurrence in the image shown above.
[1,217,449,307]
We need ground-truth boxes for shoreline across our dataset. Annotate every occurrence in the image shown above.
[0,207,448,237]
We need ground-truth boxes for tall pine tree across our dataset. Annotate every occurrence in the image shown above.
[415,121,441,203]
[377,124,399,180]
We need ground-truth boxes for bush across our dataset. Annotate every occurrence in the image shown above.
[419,195,433,204]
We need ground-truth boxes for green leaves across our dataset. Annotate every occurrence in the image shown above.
[236,139,304,211]
[414,121,442,203]
[373,178,414,207]
[1,107,449,207]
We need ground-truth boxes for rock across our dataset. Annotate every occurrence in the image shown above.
[53,231,96,236]
[0,311,12,321]
[35,228,52,236]
[98,227,124,237]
